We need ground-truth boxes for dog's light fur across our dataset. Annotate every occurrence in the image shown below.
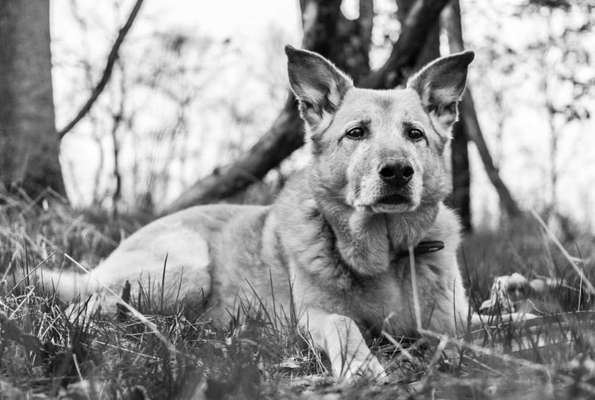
[33,46,475,380]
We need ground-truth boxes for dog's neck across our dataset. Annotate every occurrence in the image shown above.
[311,183,439,276]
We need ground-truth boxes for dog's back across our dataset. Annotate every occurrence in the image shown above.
[30,204,282,320]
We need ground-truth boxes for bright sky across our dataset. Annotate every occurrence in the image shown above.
[153,0,302,39]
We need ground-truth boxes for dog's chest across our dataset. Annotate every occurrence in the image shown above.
[349,256,446,334]
[347,266,413,332]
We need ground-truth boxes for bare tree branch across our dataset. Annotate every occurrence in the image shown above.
[460,91,522,218]
[57,0,144,139]
[164,0,451,214]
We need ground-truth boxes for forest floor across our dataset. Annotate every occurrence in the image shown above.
[1,192,595,400]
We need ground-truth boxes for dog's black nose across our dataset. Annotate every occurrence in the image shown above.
[378,161,414,186]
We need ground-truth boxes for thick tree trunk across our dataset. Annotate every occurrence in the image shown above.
[164,0,451,213]
[0,0,64,197]
[396,0,439,68]
[442,0,472,231]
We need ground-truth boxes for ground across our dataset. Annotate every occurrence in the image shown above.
[0,192,594,400]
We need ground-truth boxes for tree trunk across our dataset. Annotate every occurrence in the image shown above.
[0,0,64,197]
[448,121,472,231]
[442,0,472,231]
[164,0,451,213]
[300,0,372,82]
[396,0,439,68]
[0,0,64,198]
[443,0,521,221]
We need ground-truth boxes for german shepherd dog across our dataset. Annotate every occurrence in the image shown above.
[31,46,475,380]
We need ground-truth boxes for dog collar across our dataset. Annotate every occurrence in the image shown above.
[395,240,444,260]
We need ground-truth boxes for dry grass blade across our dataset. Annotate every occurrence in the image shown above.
[531,210,595,294]
[408,245,422,331]
[64,253,182,359]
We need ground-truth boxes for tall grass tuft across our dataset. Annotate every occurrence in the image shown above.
[1,193,594,399]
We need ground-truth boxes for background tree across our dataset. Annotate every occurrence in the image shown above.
[164,0,452,213]
[0,0,64,197]
[442,0,472,231]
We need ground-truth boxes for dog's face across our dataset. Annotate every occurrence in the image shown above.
[286,46,474,213]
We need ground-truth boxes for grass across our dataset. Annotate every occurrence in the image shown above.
[1,192,594,399]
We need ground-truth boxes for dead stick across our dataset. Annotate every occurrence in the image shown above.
[58,0,144,139]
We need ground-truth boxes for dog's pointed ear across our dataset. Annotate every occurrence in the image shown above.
[285,45,353,133]
[407,50,474,137]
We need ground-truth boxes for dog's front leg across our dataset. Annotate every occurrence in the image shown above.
[301,309,386,381]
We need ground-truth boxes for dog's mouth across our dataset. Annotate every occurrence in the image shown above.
[367,192,414,214]
[377,193,410,205]
[351,185,418,214]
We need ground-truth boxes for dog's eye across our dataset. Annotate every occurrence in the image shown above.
[345,127,366,140]
[407,128,424,141]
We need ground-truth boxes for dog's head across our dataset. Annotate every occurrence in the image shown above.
[286,45,473,213]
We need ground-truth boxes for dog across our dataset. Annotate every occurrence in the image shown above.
[29,45,475,380]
